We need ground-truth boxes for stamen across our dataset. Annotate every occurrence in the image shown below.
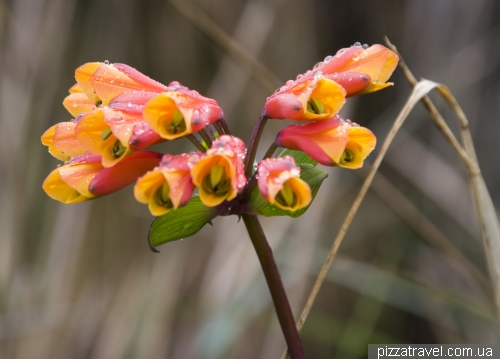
[166,109,187,134]
[275,181,297,207]
[202,165,231,197]
[339,148,355,164]
[210,165,225,188]
[306,97,325,114]
[101,128,113,141]
[154,182,173,209]
[110,139,126,158]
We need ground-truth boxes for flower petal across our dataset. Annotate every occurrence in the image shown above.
[89,63,166,105]
[90,151,162,196]
[63,92,95,117]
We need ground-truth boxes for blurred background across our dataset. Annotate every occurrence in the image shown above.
[1,0,500,358]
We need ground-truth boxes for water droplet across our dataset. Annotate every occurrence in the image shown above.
[296,74,303,80]
[104,60,110,65]
[286,80,294,86]
[353,42,362,47]
[362,43,369,49]
[324,55,333,63]
[313,61,324,70]
[314,71,323,80]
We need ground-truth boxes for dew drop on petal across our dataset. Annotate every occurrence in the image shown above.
[104,60,110,65]
[353,42,362,47]
[313,61,324,69]
[296,74,303,80]
[363,43,369,49]
[314,70,323,80]
[324,55,333,63]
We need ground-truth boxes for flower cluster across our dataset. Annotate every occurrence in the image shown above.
[42,43,398,218]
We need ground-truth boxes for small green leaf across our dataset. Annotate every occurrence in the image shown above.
[249,165,328,218]
[148,196,218,249]
[279,149,318,166]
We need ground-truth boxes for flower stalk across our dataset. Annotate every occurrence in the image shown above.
[242,214,305,359]
[244,112,269,177]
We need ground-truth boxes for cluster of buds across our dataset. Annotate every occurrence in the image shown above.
[42,43,398,219]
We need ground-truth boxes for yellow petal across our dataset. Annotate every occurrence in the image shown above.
[358,82,393,95]
[63,92,95,117]
[303,78,346,121]
[272,177,311,212]
[43,165,98,204]
[75,62,101,104]
[143,93,193,140]
[41,125,70,161]
[68,83,84,94]
[191,154,236,207]
[347,126,376,158]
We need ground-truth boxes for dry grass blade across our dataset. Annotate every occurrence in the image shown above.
[166,0,281,93]
[385,37,500,317]
[281,79,444,359]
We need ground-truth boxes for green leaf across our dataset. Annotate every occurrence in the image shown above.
[148,196,218,249]
[249,164,328,218]
[279,149,318,167]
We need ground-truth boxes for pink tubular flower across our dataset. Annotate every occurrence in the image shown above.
[75,62,167,106]
[275,114,376,168]
[275,115,350,166]
[257,156,311,212]
[313,43,399,96]
[143,82,223,140]
[134,153,202,216]
[190,135,246,207]
[42,151,162,204]
[264,72,346,121]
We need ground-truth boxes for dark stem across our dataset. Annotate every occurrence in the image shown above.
[244,112,269,178]
[213,121,225,136]
[242,214,305,359]
[263,142,278,161]
[217,118,231,135]
[186,134,206,152]
[198,128,213,148]
[243,143,279,200]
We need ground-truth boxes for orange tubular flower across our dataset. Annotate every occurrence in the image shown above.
[314,43,399,96]
[43,151,162,204]
[275,115,350,166]
[134,153,202,216]
[41,121,87,161]
[337,125,377,169]
[190,135,246,207]
[76,106,162,168]
[264,72,346,121]
[75,62,167,107]
[63,84,96,117]
[257,156,311,212]
[143,84,223,140]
